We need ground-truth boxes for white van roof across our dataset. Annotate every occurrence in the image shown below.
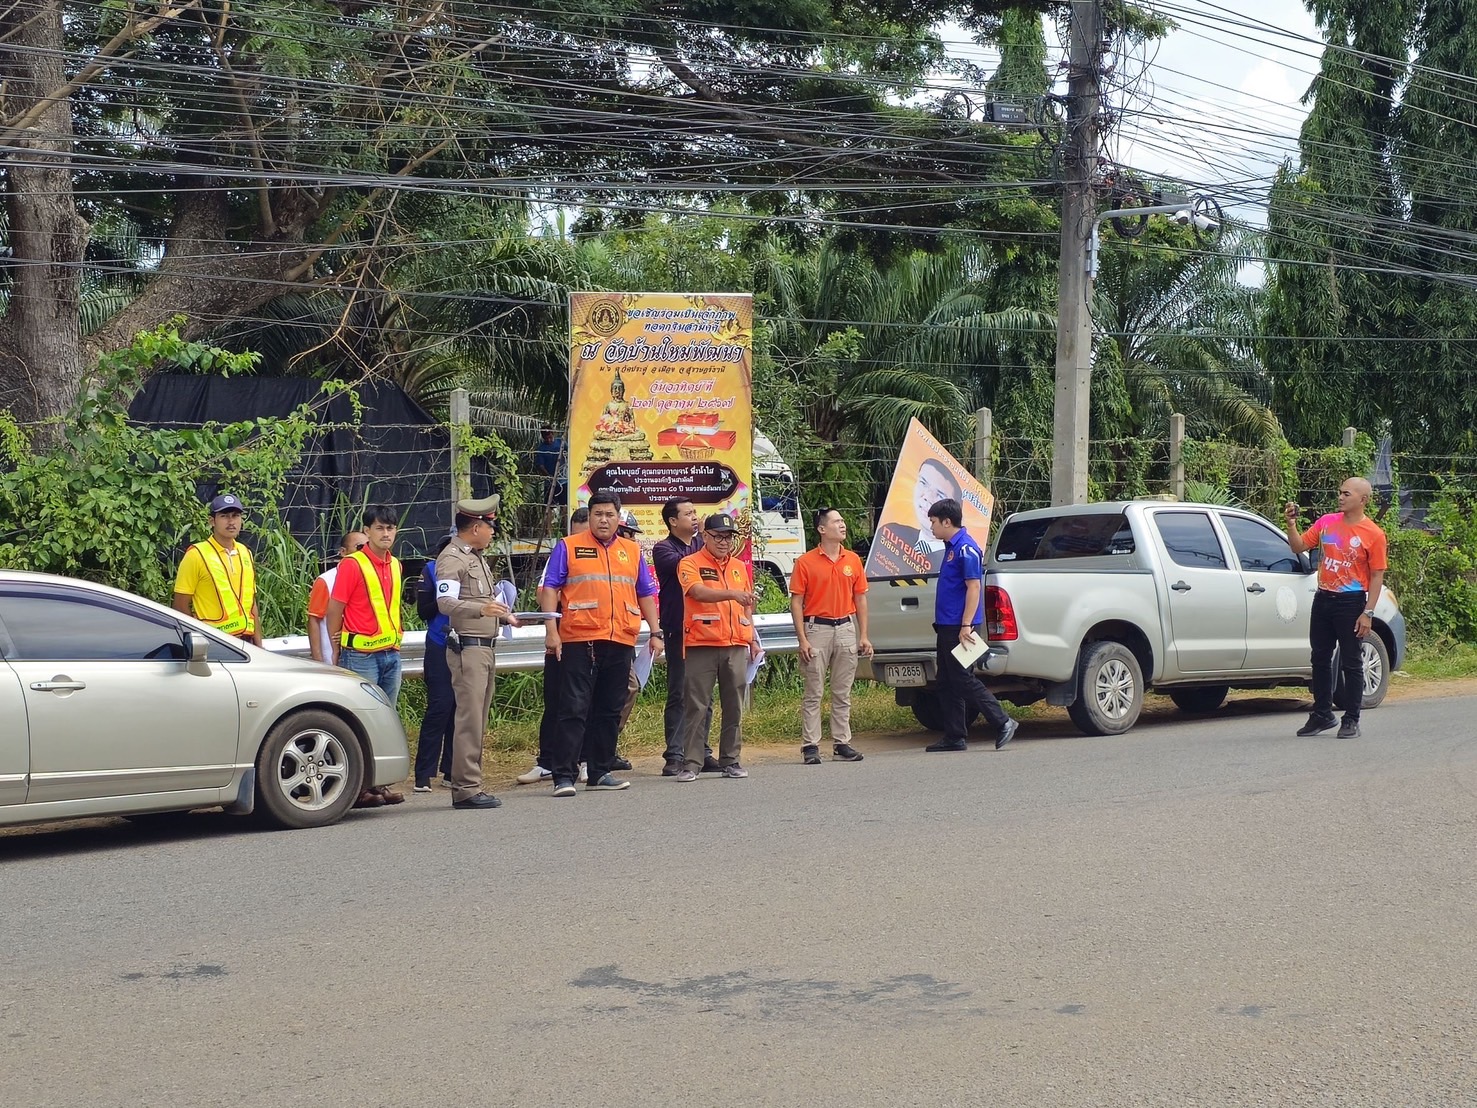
[754,431,791,478]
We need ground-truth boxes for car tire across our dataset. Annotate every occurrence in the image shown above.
[1068,641,1144,736]
[1334,632,1390,711]
[254,710,364,830]
[1168,685,1229,714]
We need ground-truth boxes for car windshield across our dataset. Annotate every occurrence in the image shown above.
[995,512,1135,562]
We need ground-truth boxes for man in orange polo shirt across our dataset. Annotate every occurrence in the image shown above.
[789,507,873,765]
[327,503,405,807]
[674,513,761,781]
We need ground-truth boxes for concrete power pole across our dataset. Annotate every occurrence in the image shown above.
[1050,0,1104,506]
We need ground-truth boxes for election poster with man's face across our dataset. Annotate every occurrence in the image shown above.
[864,418,994,577]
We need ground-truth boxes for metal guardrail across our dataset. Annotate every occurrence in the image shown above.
[264,614,802,677]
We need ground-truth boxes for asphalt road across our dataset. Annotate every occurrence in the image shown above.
[3,692,1475,1107]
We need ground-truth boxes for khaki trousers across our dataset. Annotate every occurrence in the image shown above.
[682,645,747,770]
[616,662,641,735]
[447,644,495,802]
[799,620,859,747]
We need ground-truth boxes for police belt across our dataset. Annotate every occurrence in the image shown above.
[457,635,498,648]
[805,615,853,626]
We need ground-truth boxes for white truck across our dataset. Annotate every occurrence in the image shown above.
[864,500,1406,736]
[495,430,807,589]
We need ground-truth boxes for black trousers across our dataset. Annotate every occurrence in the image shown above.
[661,623,713,761]
[1310,589,1366,721]
[935,624,1011,744]
[537,649,561,770]
[413,638,456,785]
[552,640,635,786]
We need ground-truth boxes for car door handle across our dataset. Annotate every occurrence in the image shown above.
[31,679,86,693]
[1246,583,1266,594]
[1171,581,1191,592]
[901,597,918,608]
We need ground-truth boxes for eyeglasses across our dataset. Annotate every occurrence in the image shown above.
[707,532,737,542]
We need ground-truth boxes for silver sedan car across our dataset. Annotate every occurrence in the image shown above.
[0,570,410,830]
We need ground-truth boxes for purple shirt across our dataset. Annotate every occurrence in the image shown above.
[542,534,658,597]
[653,532,703,632]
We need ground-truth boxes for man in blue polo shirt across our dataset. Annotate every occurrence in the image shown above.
[925,497,1018,753]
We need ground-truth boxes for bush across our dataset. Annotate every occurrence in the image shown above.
[1384,480,1477,643]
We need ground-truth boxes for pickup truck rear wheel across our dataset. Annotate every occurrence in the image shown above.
[1334,632,1390,711]
[909,698,977,732]
[1168,686,1228,714]
[1067,641,1144,736]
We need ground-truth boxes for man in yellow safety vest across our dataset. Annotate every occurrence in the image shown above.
[172,493,263,646]
[328,503,406,808]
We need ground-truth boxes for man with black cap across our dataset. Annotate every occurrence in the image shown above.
[172,493,263,647]
[436,495,517,810]
[674,513,761,781]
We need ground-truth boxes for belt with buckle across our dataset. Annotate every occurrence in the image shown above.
[458,636,497,648]
[806,616,852,626]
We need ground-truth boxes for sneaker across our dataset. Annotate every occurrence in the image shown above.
[552,780,577,798]
[661,757,684,777]
[587,773,631,791]
[1337,719,1361,739]
[413,781,433,793]
[721,763,748,778]
[701,755,723,774]
[995,719,1018,750]
[516,765,552,785]
[802,744,822,765]
[833,743,864,762]
[452,791,502,810]
[611,756,633,772]
[440,776,455,789]
[675,769,698,782]
[1296,713,1337,737]
[577,762,588,783]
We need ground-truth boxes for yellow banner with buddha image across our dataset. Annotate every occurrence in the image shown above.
[568,292,754,559]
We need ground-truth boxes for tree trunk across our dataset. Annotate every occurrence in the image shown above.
[0,0,90,429]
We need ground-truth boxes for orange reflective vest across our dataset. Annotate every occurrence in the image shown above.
[557,533,644,645]
[339,550,403,651]
[677,548,755,649]
[191,540,256,636]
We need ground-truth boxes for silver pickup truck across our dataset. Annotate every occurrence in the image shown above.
[863,500,1406,736]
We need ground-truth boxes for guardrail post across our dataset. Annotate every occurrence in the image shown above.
[1170,412,1185,501]
[1342,426,1356,448]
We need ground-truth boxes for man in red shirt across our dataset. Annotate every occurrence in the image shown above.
[789,508,873,764]
[1284,477,1388,739]
[328,504,406,806]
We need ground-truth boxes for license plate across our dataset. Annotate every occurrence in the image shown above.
[885,663,926,687]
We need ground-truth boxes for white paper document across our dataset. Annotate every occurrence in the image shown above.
[745,649,767,686]
[951,635,990,669]
[512,611,561,621]
[634,643,656,689]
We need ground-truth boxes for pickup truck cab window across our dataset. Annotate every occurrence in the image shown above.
[1153,512,1228,570]
[1221,515,1304,574]
[995,512,1134,562]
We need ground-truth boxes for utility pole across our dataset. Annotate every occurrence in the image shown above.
[1051,0,1104,506]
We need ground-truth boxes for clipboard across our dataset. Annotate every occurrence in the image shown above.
[951,634,989,669]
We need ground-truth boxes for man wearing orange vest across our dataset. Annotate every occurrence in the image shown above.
[328,503,406,808]
[674,513,761,782]
[172,493,263,646]
[540,492,663,797]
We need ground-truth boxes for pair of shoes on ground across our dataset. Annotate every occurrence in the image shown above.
[802,744,864,764]
[675,763,746,781]
[452,792,501,810]
[517,763,589,785]
[552,773,630,796]
[355,785,404,807]
[924,720,1018,753]
[1297,713,1360,739]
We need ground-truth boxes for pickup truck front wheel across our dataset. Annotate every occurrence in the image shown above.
[1334,632,1390,711]
[1068,641,1144,736]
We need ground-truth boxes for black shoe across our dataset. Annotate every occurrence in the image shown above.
[995,719,1018,750]
[1337,719,1361,739]
[1296,713,1337,737]
[925,740,968,752]
[661,758,683,777]
[452,792,502,810]
[701,756,723,773]
[611,755,633,771]
[802,744,821,765]
[832,743,864,762]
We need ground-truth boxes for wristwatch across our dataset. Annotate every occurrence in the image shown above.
[1362,609,1374,618]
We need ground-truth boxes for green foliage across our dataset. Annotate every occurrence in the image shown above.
[1385,480,1477,643]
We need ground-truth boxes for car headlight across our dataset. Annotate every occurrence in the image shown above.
[360,681,390,705]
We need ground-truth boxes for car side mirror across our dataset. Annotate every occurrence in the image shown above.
[1299,550,1315,574]
[185,630,211,676]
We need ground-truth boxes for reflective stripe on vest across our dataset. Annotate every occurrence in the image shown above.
[192,540,255,636]
[557,534,643,645]
[339,550,403,651]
